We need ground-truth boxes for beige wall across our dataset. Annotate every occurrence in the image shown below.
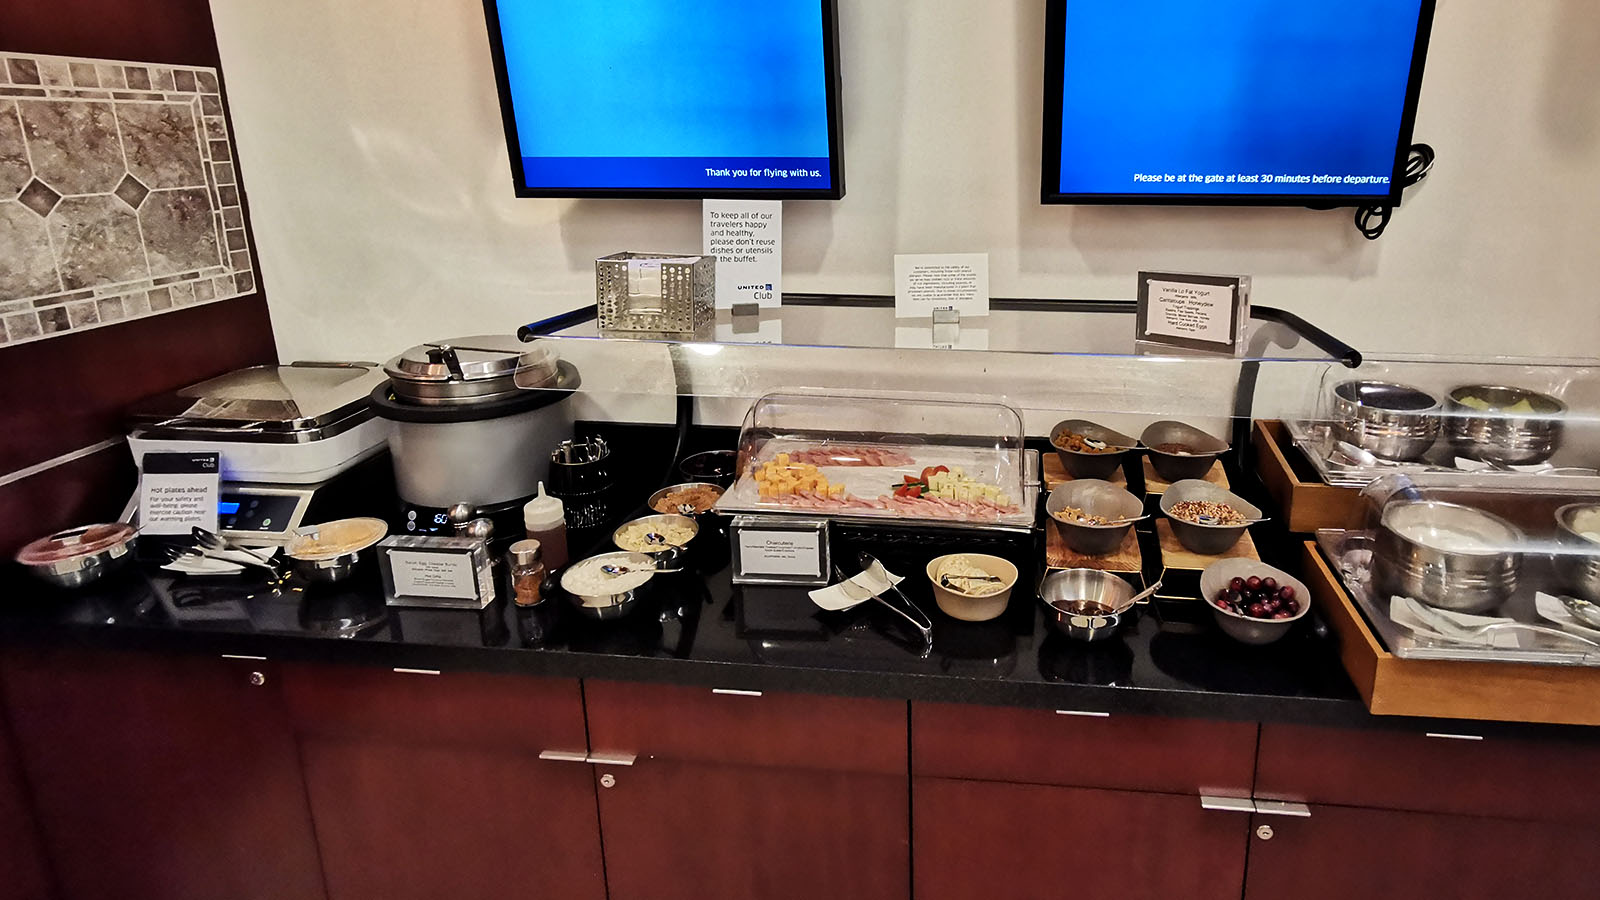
[210,0,1600,363]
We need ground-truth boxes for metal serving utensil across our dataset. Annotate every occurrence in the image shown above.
[851,552,934,646]
[192,526,280,572]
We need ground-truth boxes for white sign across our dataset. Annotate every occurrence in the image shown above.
[139,452,220,536]
[737,529,823,578]
[387,550,479,600]
[704,199,782,309]
[894,253,990,318]
[1145,279,1234,343]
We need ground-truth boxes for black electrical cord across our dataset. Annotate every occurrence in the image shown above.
[1354,143,1435,240]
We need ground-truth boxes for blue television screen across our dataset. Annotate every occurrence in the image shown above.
[1043,0,1435,205]
[483,0,843,198]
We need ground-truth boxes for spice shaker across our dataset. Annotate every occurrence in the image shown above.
[508,539,555,646]
[522,482,569,569]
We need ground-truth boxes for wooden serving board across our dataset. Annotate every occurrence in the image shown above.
[1044,523,1142,573]
[1141,457,1228,494]
[1301,541,1600,726]
[1155,520,1258,571]
[1041,453,1127,491]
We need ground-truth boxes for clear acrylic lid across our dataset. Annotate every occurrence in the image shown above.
[1320,471,1600,667]
[714,390,1035,530]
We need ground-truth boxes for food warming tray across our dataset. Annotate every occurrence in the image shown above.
[126,362,392,483]
[714,391,1039,533]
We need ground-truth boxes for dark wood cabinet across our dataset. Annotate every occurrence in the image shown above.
[279,664,605,900]
[0,648,325,900]
[0,696,54,900]
[914,777,1248,900]
[585,681,909,900]
[1243,805,1600,900]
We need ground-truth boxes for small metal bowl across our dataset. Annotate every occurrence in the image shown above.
[1371,500,1523,613]
[1331,379,1441,462]
[1049,419,1137,480]
[15,523,137,589]
[678,450,739,487]
[1139,421,1229,482]
[1039,568,1139,642]
[1554,504,1600,604]
[1445,384,1566,466]
[1159,480,1261,556]
[647,482,725,516]
[1046,480,1143,556]
[286,517,388,584]
[561,551,656,619]
[613,513,699,553]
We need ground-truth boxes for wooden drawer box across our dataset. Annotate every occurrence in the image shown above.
[584,680,906,775]
[1257,722,1600,827]
[280,663,587,752]
[1252,420,1364,533]
[911,701,1256,796]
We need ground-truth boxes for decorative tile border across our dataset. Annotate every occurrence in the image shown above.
[0,52,254,348]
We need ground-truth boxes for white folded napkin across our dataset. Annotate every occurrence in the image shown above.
[809,561,904,611]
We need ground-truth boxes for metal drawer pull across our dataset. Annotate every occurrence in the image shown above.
[1425,732,1483,741]
[712,688,763,697]
[221,654,267,661]
[1254,800,1312,818]
[1055,709,1111,718]
[392,667,441,676]
[539,750,638,767]
[1199,795,1257,814]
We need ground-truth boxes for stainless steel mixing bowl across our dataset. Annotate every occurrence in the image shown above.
[1445,384,1566,466]
[1371,500,1523,612]
[1555,503,1600,605]
[1331,380,1441,462]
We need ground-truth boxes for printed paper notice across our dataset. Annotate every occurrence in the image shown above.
[1144,280,1233,343]
[388,551,478,600]
[738,530,823,577]
[139,452,220,536]
[894,253,990,318]
[704,199,781,309]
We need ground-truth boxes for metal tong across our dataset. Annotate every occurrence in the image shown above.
[838,552,934,647]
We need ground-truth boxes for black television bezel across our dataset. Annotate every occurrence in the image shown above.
[481,0,846,200]
[1040,0,1437,208]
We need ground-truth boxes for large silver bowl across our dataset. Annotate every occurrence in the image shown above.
[1555,503,1600,604]
[1046,480,1142,556]
[1139,421,1229,482]
[1445,384,1566,466]
[1371,500,1523,613]
[1159,480,1261,556]
[1049,419,1137,480]
[1331,379,1441,462]
[1039,569,1139,642]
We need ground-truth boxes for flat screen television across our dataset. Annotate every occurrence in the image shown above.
[482,0,844,199]
[1042,0,1436,206]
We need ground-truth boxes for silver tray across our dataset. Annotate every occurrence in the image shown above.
[1286,420,1595,489]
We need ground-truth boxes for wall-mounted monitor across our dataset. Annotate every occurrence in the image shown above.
[482,0,844,199]
[1042,0,1436,206]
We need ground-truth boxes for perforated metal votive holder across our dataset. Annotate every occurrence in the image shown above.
[595,252,716,337]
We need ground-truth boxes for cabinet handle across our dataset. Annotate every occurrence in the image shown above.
[1254,800,1311,818]
[712,688,763,697]
[1054,709,1110,718]
[1199,795,1256,814]
[393,667,441,676]
[539,750,638,767]
[222,653,267,661]
[1425,732,1483,741]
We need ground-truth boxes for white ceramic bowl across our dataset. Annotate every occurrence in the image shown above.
[925,554,1018,622]
[1198,559,1310,645]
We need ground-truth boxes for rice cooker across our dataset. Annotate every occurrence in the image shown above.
[369,336,580,519]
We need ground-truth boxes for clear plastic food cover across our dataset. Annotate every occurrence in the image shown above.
[1287,359,1600,488]
[715,391,1035,530]
[1320,471,1600,666]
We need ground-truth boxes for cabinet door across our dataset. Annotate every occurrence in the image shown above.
[0,699,54,900]
[596,759,909,900]
[279,664,605,900]
[1244,805,1600,900]
[914,777,1248,900]
[0,649,325,900]
[585,681,909,900]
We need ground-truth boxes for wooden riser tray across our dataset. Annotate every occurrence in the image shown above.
[1141,457,1227,495]
[1301,540,1600,727]
[1041,453,1127,492]
[1155,520,1258,600]
[1044,522,1142,573]
[1253,420,1364,533]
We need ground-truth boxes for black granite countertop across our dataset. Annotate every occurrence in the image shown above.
[0,523,1371,727]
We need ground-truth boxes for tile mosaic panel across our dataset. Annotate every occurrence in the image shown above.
[0,52,254,348]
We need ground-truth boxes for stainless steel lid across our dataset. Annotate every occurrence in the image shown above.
[125,362,387,443]
[383,336,559,406]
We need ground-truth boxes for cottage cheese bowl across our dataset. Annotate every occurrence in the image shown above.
[1372,501,1523,613]
[561,551,657,619]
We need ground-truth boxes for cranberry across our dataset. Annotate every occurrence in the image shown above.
[1229,577,1246,592]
